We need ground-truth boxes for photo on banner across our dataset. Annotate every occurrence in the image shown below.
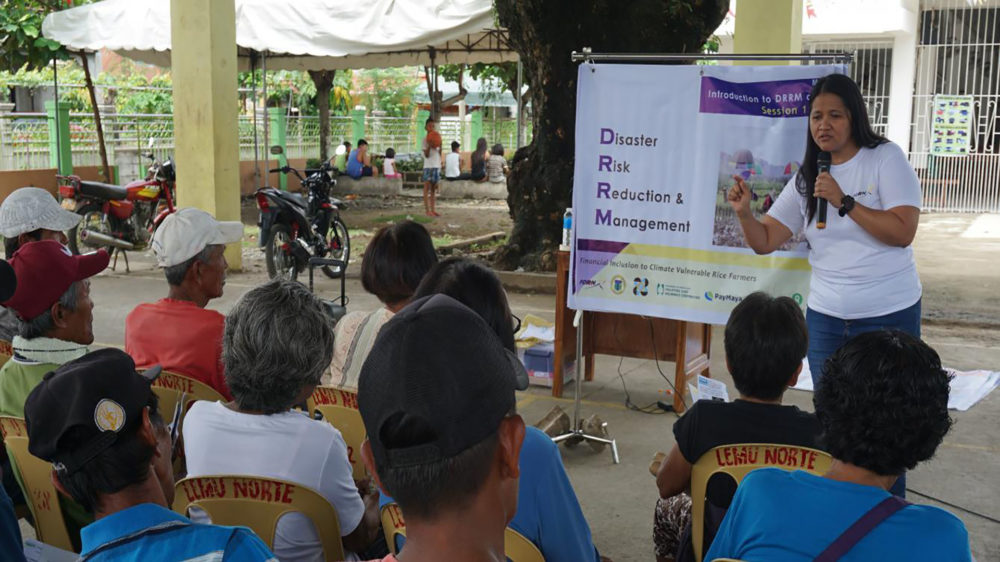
[569,63,845,324]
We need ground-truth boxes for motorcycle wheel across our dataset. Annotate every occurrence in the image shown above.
[265,223,298,281]
[68,204,114,255]
[321,216,350,279]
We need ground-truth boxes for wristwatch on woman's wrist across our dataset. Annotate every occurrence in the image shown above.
[839,195,856,217]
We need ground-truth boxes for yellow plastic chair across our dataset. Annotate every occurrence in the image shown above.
[174,475,344,560]
[309,387,366,481]
[379,502,545,561]
[505,527,545,562]
[0,339,11,368]
[691,444,833,562]
[0,416,75,552]
[148,370,226,426]
[380,502,406,555]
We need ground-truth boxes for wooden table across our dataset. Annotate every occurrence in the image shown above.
[552,251,711,413]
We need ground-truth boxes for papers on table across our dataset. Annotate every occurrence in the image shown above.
[688,374,730,403]
[791,360,999,412]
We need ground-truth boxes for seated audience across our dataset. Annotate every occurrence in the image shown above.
[183,279,381,561]
[126,208,242,400]
[23,348,276,561]
[654,292,821,562]
[333,141,352,173]
[470,137,488,182]
[328,221,437,388]
[0,186,81,340]
[382,148,401,179]
[358,294,527,562]
[444,141,467,180]
[346,139,377,179]
[706,330,971,561]
[410,257,600,561]
[0,260,24,562]
[486,143,509,183]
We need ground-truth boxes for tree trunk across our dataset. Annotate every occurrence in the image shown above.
[79,51,112,182]
[493,0,728,271]
[309,70,335,161]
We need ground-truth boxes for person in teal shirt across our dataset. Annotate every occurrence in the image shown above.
[706,331,971,561]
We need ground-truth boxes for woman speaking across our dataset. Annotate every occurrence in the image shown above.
[728,73,922,386]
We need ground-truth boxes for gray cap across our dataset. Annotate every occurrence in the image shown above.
[0,187,81,238]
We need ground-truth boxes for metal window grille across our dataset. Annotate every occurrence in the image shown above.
[911,0,1000,212]
[804,40,894,136]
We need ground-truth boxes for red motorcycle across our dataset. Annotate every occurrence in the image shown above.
[58,151,176,256]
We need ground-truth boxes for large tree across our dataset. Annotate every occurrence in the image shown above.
[493,0,728,270]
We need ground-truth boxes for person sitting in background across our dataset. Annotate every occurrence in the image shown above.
[333,141,351,173]
[470,137,488,182]
[328,221,437,389]
[184,280,382,561]
[0,187,81,341]
[0,259,25,562]
[125,208,242,401]
[410,257,602,562]
[706,330,970,561]
[486,143,509,183]
[444,141,466,181]
[347,139,378,179]
[382,148,402,179]
[358,294,527,562]
[654,292,822,562]
[24,349,277,561]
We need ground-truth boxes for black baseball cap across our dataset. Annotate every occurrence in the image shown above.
[358,294,522,470]
[24,348,161,475]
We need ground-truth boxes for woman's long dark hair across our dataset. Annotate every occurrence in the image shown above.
[796,73,888,223]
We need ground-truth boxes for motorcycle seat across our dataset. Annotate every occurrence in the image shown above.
[79,180,128,201]
[276,190,306,208]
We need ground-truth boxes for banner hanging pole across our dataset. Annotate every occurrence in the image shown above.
[570,49,853,65]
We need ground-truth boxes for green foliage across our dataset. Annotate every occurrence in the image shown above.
[439,62,521,103]
[353,68,419,117]
[114,74,173,114]
[238,69,353,116]
[0,0,74,72]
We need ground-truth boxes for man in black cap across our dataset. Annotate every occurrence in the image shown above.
[23,348,276,561]
[358,294,526,562]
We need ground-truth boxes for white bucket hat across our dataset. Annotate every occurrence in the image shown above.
[151,207,243,267]
[0,187,82,238]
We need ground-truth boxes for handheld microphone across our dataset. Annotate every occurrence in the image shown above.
[816,151,831,229]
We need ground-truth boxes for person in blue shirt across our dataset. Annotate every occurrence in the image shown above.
[706,330,972,561]
[22,348,276,561]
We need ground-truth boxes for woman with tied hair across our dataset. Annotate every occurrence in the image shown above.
[706,330,970,562]
[327,220,437,388]
[183,279,383,562]
[406,257,605,562]
[470,137,489,182]
[727,74,923,391]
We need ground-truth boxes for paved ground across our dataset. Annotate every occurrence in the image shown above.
[31,211,1000,560]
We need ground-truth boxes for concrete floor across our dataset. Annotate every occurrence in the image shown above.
[65,213,1000,561]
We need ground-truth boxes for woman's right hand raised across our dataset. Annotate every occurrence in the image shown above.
[727,175,753,218]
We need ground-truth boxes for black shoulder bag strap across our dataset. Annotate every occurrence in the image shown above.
[813,495,909,562]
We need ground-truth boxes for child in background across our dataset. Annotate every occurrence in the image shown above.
[444,141,464,181]
[383,147,402,179]
[487,143,509,183]
[422,118,442,217]
[332,140,351,173]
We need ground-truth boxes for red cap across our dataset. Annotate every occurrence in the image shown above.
[3,241,109,320]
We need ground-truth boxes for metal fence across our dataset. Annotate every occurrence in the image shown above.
[910,1,1000,212]
[804,39,894,136]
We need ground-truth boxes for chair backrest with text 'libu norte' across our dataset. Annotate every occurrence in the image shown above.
[0,339,12,368]
[691,443,833,562]
[379,501,546,561]
[148,370,226,426]
[173,475,344,560]
[0,415,75,552]
[308,386,367,480]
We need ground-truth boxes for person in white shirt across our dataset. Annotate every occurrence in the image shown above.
[182,280,382,562]
[444,141,464,180]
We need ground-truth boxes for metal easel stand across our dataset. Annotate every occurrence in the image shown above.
[551,309,621,464]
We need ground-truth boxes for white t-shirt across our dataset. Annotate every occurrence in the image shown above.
[383,158,397,176]
[444,152,461,178]
[182,401,364,562]
[423,140,442,169]
[767,142,922,319]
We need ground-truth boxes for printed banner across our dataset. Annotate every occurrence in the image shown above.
[569,64,845,325]
[931,95,973,156]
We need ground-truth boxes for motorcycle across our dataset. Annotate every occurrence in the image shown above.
[256,150,350,281]
[58,140,176,256]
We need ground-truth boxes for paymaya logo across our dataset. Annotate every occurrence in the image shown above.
[704,291,714,301]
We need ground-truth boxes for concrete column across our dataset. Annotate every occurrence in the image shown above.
[170,0,241,269]
[733,0,803,64]
[115,147,141,184]
[45,101,72,175]
[886,0,919,152]
[0,103,14,170]
[415,109,430,152]
[268,107,288,191]
[350,108,365,144]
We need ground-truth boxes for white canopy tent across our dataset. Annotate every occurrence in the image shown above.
[42,0,517,71]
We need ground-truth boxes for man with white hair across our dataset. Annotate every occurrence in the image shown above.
[0,187,81,340]
[125,208,242,400]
